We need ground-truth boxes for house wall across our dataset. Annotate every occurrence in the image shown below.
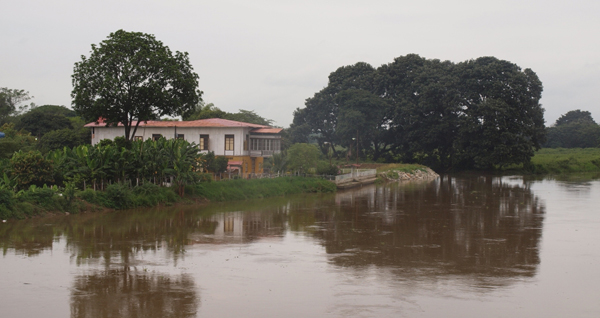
[91,126,254,157]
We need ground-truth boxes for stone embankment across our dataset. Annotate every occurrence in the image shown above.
[379,167,439,181]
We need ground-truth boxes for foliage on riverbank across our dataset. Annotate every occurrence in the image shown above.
[187,177,336,202]
[0,183,181,220]
[0,177,336,220]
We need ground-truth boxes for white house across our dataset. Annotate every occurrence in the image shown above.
[84,118,283,175]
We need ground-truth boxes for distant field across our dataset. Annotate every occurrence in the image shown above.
[529,148,600,173]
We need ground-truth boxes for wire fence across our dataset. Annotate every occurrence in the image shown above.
[211,168,376,184]
[211,171,337,181]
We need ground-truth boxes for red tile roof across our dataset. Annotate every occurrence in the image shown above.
[84,118,272,129]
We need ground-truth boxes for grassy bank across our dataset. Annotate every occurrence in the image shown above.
[0,183,180,220]
[187,177,336,202]
[0,177,336,220]
[507,148,600,174]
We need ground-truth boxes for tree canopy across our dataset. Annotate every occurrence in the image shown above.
[16,108,73,137]
[545,110,600,148]
[71,30,202,141]
[291,54,546,171]
[555,110,596,126]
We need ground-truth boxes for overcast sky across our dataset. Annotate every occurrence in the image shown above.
[2,0,599,127]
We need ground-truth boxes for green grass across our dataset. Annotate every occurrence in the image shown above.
[191,177,336,202]
[503,148,600,174]
[530,148,600,173]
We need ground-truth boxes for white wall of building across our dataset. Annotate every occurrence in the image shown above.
[91,126,254,157]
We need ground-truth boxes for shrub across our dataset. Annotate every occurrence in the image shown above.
[0,189,16,219]
[0,189,15,209]
[18,186,63,211]
[316,162,339,176]
[132,183,178,206]
[102,183,133,209]
[9,151,55,190]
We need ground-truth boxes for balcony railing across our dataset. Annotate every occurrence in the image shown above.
[249,150,281,157]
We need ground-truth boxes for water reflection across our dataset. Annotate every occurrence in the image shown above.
[314,176,545,281]
[2,177,545,280]
[0,175,551,316]
[71,270,197,318]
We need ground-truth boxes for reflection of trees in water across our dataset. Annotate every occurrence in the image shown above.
[0,208,218,264]
[0,217,57,256]
[301,176,545,279]
[71,270,198,318]
[62,209,218,266]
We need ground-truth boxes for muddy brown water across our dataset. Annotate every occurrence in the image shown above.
[1,174,599,317]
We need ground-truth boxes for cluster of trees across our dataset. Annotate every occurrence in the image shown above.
[0,104,91,157]
[289,54,546,171]
[1,86,91,158]
[545,110,600,148]
[1,138,228,197]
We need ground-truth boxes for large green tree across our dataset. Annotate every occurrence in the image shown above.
[72,30,202,141]
[378,56,461,168]
[290,62,377,155]
[452,57,546,169]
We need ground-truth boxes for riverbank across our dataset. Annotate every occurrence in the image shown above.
[0,177,337,220]
[1,164,438,220]
[187,177,336,202]
[374,163,440,181]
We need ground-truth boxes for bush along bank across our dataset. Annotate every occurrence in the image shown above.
[0,183,180,220]
[187,177,336,202]
[0,177,336,220]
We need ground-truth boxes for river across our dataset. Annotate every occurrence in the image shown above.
[1,174,599,317]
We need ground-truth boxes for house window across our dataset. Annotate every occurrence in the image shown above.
[152,134,162,141]
[250,138,281,151]
[177,134,185,140]
[225,135,234,151]
[199,134,209,150]
[134,136,143,141]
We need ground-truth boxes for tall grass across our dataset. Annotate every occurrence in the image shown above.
[191,177,336,202]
